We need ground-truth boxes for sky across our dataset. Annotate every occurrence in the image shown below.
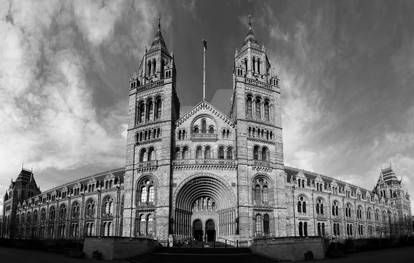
[1,0,414,212]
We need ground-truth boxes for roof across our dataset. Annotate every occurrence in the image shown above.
[149,19,169,53]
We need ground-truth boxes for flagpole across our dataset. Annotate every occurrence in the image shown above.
[202,39,207,101]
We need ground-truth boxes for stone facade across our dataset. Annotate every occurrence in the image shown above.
[1,20,412,245]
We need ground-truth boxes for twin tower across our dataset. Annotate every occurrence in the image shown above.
[122,18,284,243]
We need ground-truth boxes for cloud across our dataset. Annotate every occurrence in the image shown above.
[0,0,159,194]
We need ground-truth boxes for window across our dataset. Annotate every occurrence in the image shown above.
[246,96,252,118]
[204,146,211,159]
[175,147,180,160]
[102,196,113,217]
[208,125,214,134]
[218,146,224,159]
[196,146,202,159]
[49,206,55,221]
[182,146,188,159]
[255,214,262,235]
[85,199,95,218]
[253,177,269,206]
[255,97,261,119]
[263,214,270,235]
[317,222,325,236]
[316,198,324,215]
[346,203,352,218]
[226,146,233,159]
[298,196,307,213]
[71,202,80,219]
[264,100,270,121]
[333,223,340,236]
[201,118,207,133]
[138,179,155,205]
[137,102,145,123]
[298,221,308,237]
[59,204,66,220]
[146,99,153,121]
[357,206,362,219]
[154,97,162,120]
[147,147,155,161]
[193,125,199,134]
[262,147,269,161]
[139,148,147,162]
[346,223,353,236]
[332,201,339,216]
[253,145,259,160]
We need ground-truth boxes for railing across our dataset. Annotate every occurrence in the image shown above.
[190,133,218,141]
[244,77,275,90]
[173,159,236,166]
[248,159,271,167]
[136,160,158,171]
[131,79,165,91]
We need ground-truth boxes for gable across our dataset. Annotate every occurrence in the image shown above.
[176,101,235,128]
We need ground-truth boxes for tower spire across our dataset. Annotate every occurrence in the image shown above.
[248,14,252,29]
[202,39,207,101]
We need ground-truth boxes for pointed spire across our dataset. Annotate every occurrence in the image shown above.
[150,16,168,53]
[244,14,258,44]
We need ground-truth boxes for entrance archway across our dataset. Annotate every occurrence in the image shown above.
[193,219,203,241]
[205,219,215,242]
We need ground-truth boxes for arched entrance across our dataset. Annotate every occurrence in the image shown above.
[205,219,215,242]
[193,219,203,241]
[174,174,237,240]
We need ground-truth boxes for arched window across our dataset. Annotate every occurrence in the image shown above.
[147,61,151,76]
[201,119,207,133]
[255,97,261,119]
[139,148,147,162]
[264,100,270,121]
[85,199,95,219]
[148,186,154,203]
[138,179,155,205]
[246,96,252,118]
[182,146,188,159]
[49,206,55,221]
[226,146,233,159]
[147,147,155,161]
[72,202,80,219]
[218,146,224,159]
[102,196,113,217]
[33,210,38,224]
[263,185,268,203]
[262,147,269,162]
[316,198,324,215]
[140,186,147,203]
[137,101,145,124]
[357,206,362,219]
[59,204,66,220]
[298,221,303,237]
[208,125,214,134]
[154,97,162,120]
[255,214,262,235]
[175,147,180,160]
[298,196,306,213]
[204,146,211,159]
[253,145,259,160]
[146,99,153,121]
[147,214,154,236]
[253,177,269,206]
[255,185,261,205]
[196,146,202,159]
[263,214,270,235]
[193,125,199,134]
[332,200,339,216]
[346,203,352,218]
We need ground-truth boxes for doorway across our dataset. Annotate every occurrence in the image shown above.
[205,219,215,242]
[193,219,203,241]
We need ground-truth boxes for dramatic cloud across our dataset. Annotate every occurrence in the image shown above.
[1,0,413,213]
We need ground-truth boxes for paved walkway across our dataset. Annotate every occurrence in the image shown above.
[0,245,414,263]
[319,246,414,263]
[0,246,128,263]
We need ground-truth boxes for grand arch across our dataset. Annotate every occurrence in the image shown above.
[172,173,237,242]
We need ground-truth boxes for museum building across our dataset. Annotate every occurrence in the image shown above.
[2,20,412,245]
